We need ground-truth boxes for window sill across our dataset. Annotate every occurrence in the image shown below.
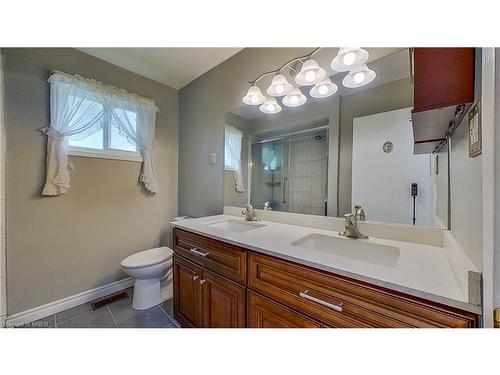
[67,148,143,162]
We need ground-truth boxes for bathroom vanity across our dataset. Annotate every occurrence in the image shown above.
[172,213,480,328]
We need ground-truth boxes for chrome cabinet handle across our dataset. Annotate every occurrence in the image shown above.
[282,177,288,204]
[409,47,415,84]
[299,289,344,312]
[199,279,206,285]
[190,247,210,257]
[192,275,199,281]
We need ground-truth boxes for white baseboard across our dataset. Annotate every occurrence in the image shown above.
[5,277,135,327]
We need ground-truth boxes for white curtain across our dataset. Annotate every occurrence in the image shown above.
[41,72,159,196]
[224,124,244,193]
[105,96,159,193]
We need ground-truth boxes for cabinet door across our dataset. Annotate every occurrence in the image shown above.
[201,268,245,328]
[413,48,475,112]
[248,252,478,328]
[248,291,324,328]
[174,255,202,328]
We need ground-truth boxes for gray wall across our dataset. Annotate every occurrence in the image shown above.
[179,48,315,217]
[448,49,483,270]
[3,48,178,314]
[450,116,482,269]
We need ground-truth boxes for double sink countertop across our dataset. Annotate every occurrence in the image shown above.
[171,213,481,314]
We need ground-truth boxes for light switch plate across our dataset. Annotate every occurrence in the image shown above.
[210,152,217,165]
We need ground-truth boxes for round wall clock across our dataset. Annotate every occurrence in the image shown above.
[383,141,393,153]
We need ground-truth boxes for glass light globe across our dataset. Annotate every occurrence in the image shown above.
[342,52,356,66]
[250,95,259,104]
[266,103,275,111]
[305,70,316,82]
[290,95,299,104]
[318,84,328,95]
[353,71,365,84]
[275,84,284,95]
[331,48,369,72]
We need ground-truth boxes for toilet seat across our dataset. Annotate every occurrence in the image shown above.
[121,246,173,269]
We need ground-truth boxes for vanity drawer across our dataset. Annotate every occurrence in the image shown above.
[248,291,326,328]
[174,228,246,284]
[248,252,478,328]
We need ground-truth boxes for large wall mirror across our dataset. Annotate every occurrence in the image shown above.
[223,48,450,229]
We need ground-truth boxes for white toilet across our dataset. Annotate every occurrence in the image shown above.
[121,246,174,310]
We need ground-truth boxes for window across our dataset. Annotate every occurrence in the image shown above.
[66,101,141,162]
[224,124,244,192]
[42,71,159,196]
[224,124,242,171]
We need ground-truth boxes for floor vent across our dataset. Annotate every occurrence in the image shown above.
[91,291,129,310]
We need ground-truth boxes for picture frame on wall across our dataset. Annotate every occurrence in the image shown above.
[468,101,481,157]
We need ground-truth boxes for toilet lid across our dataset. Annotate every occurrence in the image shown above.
[121,246,173,269]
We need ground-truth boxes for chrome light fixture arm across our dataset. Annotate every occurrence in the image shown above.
[248,47,321,85]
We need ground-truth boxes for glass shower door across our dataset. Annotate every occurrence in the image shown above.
[250,138,289,212]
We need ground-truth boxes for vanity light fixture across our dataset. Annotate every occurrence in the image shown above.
[342,64,376,88]
[242,85,267,105]
[331,47,369,72]
[267,74,294,97]
[310,78,338,98]
[294,59,327,86]
[282,88,307,107]
[242,47,377,115]
[259,97,282,114]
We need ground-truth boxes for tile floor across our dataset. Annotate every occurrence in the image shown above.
[15,288,179,328]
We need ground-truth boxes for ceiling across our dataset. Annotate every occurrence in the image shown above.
[78,48,243,90]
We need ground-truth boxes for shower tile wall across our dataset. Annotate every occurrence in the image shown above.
[288,132,328,215]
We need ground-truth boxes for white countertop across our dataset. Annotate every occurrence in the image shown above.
[171,214,481,314]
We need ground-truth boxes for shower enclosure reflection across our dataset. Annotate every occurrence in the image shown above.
[251,128,328,215]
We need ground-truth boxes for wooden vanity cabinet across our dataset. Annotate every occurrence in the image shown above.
[173,229,246,328]
[173,254,245,328]
[173,254,202,328]
[248,252,478,328]
[201,268,246,328]
[248,291,326,328]
[173,228,246,284]
[173,228,479,328]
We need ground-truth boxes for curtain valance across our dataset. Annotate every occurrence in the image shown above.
[41,71,160,196]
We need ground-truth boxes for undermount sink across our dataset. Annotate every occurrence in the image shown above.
[204,219,265,233]
[291,233,400,267]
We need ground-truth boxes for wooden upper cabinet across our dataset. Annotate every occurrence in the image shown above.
[411,48,475,154]
[413,48,475,112]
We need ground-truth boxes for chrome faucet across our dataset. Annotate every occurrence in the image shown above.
[354,204,366,222]
[242,204,260,221]
[264,201,272,212]
[340,205,368,239]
